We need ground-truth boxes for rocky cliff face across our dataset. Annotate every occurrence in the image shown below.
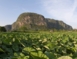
[45,18,72,30]
[12,12,73,31]
[12,13,47,31]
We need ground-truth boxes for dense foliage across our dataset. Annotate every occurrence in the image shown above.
[0,26,6,32]
[0,32,77,59]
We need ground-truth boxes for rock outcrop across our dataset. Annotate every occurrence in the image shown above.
[45,18,72,30]
[11,12,73,31]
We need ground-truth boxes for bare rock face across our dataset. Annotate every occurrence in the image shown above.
[12,13,47,31]
[45,18,72,30]
[12,12,73,31]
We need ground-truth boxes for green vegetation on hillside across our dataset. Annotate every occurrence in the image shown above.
[0,32,77,59]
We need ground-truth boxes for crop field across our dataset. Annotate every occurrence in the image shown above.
[0,32,77,59]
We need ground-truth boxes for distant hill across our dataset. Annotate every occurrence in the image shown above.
[11,12,72,31]
[5,25,12,31]
[45,18,72,30]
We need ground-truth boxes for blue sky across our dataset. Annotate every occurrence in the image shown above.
[0,0,77,28]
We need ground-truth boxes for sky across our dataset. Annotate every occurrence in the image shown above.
[0,0,77,29]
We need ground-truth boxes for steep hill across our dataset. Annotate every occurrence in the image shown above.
[12,13,47,31]
[12,12,72,31]
[45,18,72,30]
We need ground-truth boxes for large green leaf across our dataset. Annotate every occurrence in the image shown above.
[58,56,72,59]
[45,51,56,59]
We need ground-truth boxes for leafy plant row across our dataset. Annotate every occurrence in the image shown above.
[0,32,77,59]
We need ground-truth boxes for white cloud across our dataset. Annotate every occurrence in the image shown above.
[41,0,77,28]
